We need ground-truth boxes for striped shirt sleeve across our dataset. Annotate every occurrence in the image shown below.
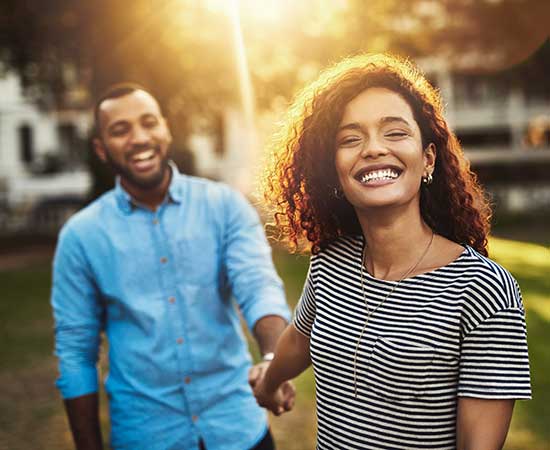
[293,257,318,337]
[458,307,531,399]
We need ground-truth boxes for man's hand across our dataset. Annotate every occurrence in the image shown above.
[248,361,270,390]
[249,361,296,415]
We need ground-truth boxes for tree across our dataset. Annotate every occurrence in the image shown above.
[2,0,548,108]
[1,1,240,138]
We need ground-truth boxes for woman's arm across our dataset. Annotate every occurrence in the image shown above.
[456,398,515,450]
[252,323,311,415]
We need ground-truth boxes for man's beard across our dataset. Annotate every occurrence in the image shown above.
[104,147,170,190]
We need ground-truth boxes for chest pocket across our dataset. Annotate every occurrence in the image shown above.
[364,337,434,402]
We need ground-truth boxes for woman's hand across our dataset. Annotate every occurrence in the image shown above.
[249,324,310,416]
[250,362,295,415]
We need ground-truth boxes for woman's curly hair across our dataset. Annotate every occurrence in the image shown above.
[262,53,492,255]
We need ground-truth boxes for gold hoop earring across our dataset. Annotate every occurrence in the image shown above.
[422,173,433,185]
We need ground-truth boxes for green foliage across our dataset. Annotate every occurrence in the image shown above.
[0,263,53,370]
[488,237,550,447]
[271,246,309,307]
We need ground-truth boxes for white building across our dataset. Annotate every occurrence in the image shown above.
[422,57,550,156]
[0,71,91,230]
[420,40,550,214]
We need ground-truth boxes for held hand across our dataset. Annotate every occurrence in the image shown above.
[248,361,271,390]
[250,362,296,415]
[277,379,296,413]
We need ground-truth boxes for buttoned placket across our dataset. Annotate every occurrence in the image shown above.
[150,202,201,432]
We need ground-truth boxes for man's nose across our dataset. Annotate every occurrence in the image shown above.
[130,125,151,145]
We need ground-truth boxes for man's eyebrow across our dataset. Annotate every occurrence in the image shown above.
[106,113,159,131]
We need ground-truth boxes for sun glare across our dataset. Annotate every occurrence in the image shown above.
[204,0,293,22]
[238,0,292,24]
[203,0,294,25]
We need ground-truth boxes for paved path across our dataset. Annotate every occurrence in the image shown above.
[0,244,55,271]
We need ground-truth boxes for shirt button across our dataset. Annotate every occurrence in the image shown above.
[160,257,168,264]
[184,376,191,384]
[168,297,176,304]
[177,337,184,345]
[152,218,159,225]
[192,415,198,422]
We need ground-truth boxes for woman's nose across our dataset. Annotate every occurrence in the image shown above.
[359,137,389,159]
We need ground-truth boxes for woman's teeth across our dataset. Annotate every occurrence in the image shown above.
[360,168,399,184]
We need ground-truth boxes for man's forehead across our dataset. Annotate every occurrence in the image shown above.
[99,90,162,122]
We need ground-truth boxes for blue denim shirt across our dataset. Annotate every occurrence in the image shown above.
[51,167,290,450]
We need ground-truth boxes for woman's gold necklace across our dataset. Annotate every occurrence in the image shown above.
[352,231,435,398]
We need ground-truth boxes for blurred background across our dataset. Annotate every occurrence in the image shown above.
[0,1,548,449]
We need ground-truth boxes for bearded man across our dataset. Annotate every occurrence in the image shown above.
[51,83,293,450]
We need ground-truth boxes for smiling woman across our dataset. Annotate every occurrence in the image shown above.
[263,54,490,255]
[255,53,532,450]
[334,87,436,212]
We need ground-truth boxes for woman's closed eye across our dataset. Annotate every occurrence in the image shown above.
[338,136,363,147]
[384,131,410,140]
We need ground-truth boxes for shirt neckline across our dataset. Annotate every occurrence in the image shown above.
[114,161,184,213]
[357,235,470,284]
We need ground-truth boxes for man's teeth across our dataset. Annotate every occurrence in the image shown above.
[132,150,155,162]
[360,168,399,183]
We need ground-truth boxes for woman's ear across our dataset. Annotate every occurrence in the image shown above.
[423,143,436,175]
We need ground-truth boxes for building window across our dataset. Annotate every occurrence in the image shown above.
[18,124,34,164]
[453,74,510,107]
[57,123,83,165]
[457,127,512,150]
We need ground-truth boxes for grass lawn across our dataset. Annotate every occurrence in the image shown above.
[0,237,548,449]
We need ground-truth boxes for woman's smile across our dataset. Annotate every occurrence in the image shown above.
[335,87,435,211]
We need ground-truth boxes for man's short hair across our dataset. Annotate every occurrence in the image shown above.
[93,82,160,137]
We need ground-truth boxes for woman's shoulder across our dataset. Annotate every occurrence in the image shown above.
[461,245,517,285]
[459,245,523,310]
[315,234,363,265]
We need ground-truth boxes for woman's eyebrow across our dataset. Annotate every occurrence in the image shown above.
[337,116,412,133]
[379,116,412,127]
[337,122,363,132]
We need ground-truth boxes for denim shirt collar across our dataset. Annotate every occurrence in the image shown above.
[114,161,183,213]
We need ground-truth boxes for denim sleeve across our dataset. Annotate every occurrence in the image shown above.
[51,224,104,399]
[222,188,290,329]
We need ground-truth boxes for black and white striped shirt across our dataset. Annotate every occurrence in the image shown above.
[294,236,531,450]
